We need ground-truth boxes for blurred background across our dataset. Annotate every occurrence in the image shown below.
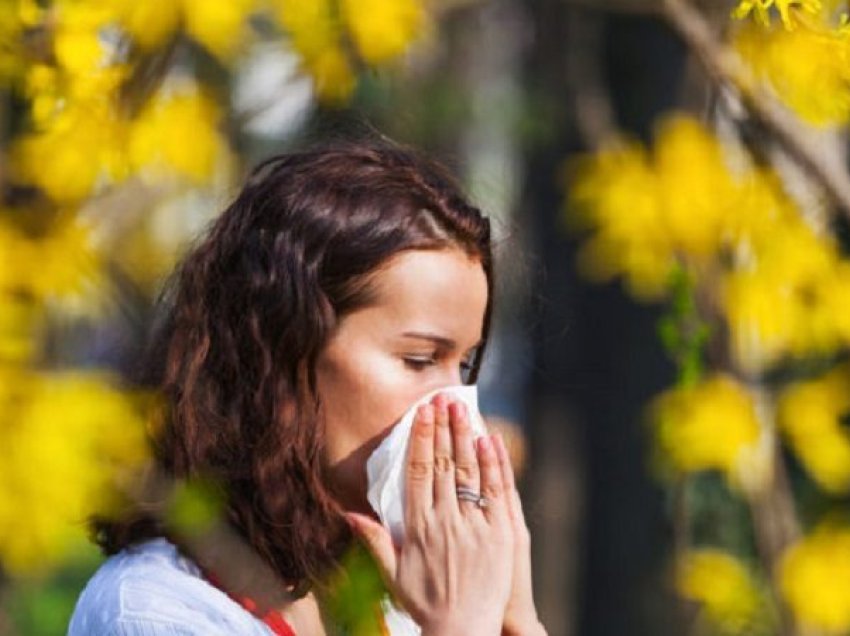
[4,1,850,635]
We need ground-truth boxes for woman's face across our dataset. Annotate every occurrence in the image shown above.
[316,247,488,514]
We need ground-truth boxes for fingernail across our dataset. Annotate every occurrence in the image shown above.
[449,401,467,419]
[478,436,491,453]
[495,432,505,451]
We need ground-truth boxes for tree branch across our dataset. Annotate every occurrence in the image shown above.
[660,0,850,218]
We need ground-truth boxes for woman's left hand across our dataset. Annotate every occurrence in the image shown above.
[492,433,547,636]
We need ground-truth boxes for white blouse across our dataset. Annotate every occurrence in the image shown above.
[67,537,273,635]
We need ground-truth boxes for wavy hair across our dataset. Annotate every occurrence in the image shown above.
[93,138,494,594]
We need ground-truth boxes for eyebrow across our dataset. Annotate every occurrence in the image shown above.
[401,331,484,354]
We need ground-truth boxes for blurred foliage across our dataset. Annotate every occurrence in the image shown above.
[164,478,227,537]
[324,543,390,636]
[2,543,102,636]
[657,266,712,387]
[567,1,850,634]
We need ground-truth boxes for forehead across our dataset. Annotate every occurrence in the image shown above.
[349,248,488,344]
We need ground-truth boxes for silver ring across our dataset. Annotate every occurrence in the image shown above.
[456,486,488,509]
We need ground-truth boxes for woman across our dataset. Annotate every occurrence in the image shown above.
[68,139,546,635]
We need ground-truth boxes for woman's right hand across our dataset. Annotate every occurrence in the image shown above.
[345,393,514,635]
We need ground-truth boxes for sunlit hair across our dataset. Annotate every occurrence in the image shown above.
[93,138,494,594]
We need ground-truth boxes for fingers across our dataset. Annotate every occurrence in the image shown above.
[345,512,398,582]
[432,394,459,512]
[451,401,481,511]
[493,432,524,525]
[406,393,493,523]
[477,434,508,523]
[405,404,434,525]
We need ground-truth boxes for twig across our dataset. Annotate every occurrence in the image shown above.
[660,0,850,218]
[119,36,182,118]
[744,384,804,636]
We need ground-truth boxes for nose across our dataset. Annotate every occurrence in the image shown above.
[436,365,464,391]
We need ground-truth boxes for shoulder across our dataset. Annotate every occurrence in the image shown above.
[68,537,271,636]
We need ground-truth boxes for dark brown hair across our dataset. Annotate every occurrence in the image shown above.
[94,138,494,593]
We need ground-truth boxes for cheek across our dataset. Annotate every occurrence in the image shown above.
[318,348,419,464]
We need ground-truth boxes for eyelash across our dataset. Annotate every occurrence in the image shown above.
[404,356,475,372]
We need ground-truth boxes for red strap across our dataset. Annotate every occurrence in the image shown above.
[202,571,296,636]
[257,607,297,636]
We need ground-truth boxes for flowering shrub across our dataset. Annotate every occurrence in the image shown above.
[568,1,850,633]
[0,0,428,581]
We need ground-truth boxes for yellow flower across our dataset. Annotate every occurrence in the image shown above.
[778,364,850,493]
[33,216,109,317]
[677,549,763,634]
[17,0,42,27]
[303,45,357,104]
[824,262,850,345]
[276,0,356,102]
[652,375,767,490]
[733,0,823,28]
[728,168,798,247]
[0,218,28,293]
[723,269,802,372]
[567,112,850,374]
[13,67,129,202]
[734,19,850,125]
[567,115,768,300]
[0,212,102,294]
[568,141,673,299]
[26,64,61,126]
[181,0,255,62]
[0,0,26,83]
[109,0,181,51]
[106,0,255,62]
[0,372,150,574]
[130,85,228,183]
[0,295,41,363]
[0,213,107,319]
[52,1,115,74]
[275,0,430,101]
[723,215,849,371]
[54,23,105,75]
[779,524,850,632]
[654,116,742,259]
[14,116,115,201]
[275,0,337,59]
[340,0,425,64]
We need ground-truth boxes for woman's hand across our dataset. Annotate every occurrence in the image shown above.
[345,394,514,635]
[492,433,547,636]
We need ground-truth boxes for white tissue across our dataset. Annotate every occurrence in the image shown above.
[365,385,488,636]
[365,384,488,546]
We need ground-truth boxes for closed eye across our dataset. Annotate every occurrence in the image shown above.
[403,357,476,372]
[403,357,434,371]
